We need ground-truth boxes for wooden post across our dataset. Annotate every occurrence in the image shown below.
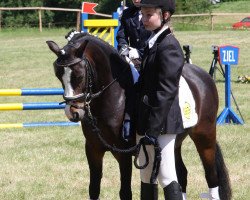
[0,10,2,31]
[76,11,80,31]
[38,9,42,32]
[211,13,214,31]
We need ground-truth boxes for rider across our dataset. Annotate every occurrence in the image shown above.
[117,1,128,19]
[116,0,151,141]
[136,0,185,199]
[117,0,151,61]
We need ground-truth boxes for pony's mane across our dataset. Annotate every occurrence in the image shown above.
[70,32,117,54]
[64,31,133,97]
[69,32,131,85]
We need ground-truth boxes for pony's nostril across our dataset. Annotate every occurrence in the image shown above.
[71,112,80,122]
[71,109,85,122]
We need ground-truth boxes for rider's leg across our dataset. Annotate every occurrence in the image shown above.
[125,56,140,84]
[158,134,183,200]
[122,60,139,141]
[123,85,136,141]
[137,135,159,199]
[137,134,183,199]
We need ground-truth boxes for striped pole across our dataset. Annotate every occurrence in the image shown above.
[0,88,64,96]
[0,122,80,129]
[0,88,80,128]
[0,102,65,111]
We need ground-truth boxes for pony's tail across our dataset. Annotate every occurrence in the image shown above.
[216,142,232,200]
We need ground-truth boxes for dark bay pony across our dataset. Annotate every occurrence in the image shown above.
[46,32,231,200]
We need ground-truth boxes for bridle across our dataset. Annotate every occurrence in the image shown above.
[56,54,124,119]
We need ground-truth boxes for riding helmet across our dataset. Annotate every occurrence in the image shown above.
[139,0,175,15]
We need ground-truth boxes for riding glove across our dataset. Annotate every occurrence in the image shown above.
[128,47,140,59]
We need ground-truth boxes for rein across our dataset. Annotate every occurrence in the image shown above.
[84,113,161,184]
[57,53,161,184]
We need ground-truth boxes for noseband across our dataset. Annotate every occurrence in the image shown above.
[57,54,122,119]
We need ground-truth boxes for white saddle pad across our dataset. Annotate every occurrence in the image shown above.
[179,76,198,128]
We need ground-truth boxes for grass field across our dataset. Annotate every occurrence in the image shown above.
[173,1,250,31]
[212,1,250,13]
[0,28,249,199]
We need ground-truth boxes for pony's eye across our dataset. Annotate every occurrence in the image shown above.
[72,65,85,78]
[70,69,83,83]
[75,73,83,80]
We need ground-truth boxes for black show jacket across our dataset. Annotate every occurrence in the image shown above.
[137,28,185,137]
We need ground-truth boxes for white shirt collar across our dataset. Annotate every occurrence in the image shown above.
[148,25,169,49]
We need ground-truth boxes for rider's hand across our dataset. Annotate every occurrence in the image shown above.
[140,134,157,146]
[128,47,140,60]
[119,45,130,56]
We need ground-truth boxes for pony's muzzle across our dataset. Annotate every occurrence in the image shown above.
[65,104,85,122]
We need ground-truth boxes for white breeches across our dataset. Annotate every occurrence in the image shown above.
[136,134,178,188]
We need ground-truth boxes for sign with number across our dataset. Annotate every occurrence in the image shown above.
[218,45,239,66]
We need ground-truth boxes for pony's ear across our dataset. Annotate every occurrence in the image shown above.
[46,41,61,56]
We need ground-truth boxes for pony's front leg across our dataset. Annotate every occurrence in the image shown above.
[113,152,133,200]
[85,142,105,200]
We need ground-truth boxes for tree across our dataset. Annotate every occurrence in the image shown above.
[176,0,211,14]
[1,0,44,27]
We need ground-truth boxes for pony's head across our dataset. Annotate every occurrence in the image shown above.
[47,32,127,122]
[46,33,98,122]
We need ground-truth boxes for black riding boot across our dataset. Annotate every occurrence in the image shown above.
[163,181,183,200]
[141,182,158,200]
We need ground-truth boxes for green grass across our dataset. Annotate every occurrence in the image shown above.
[0,29,250,199]
[211,1,250,30]
[212,1,250,13]
[173,0,250,31]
